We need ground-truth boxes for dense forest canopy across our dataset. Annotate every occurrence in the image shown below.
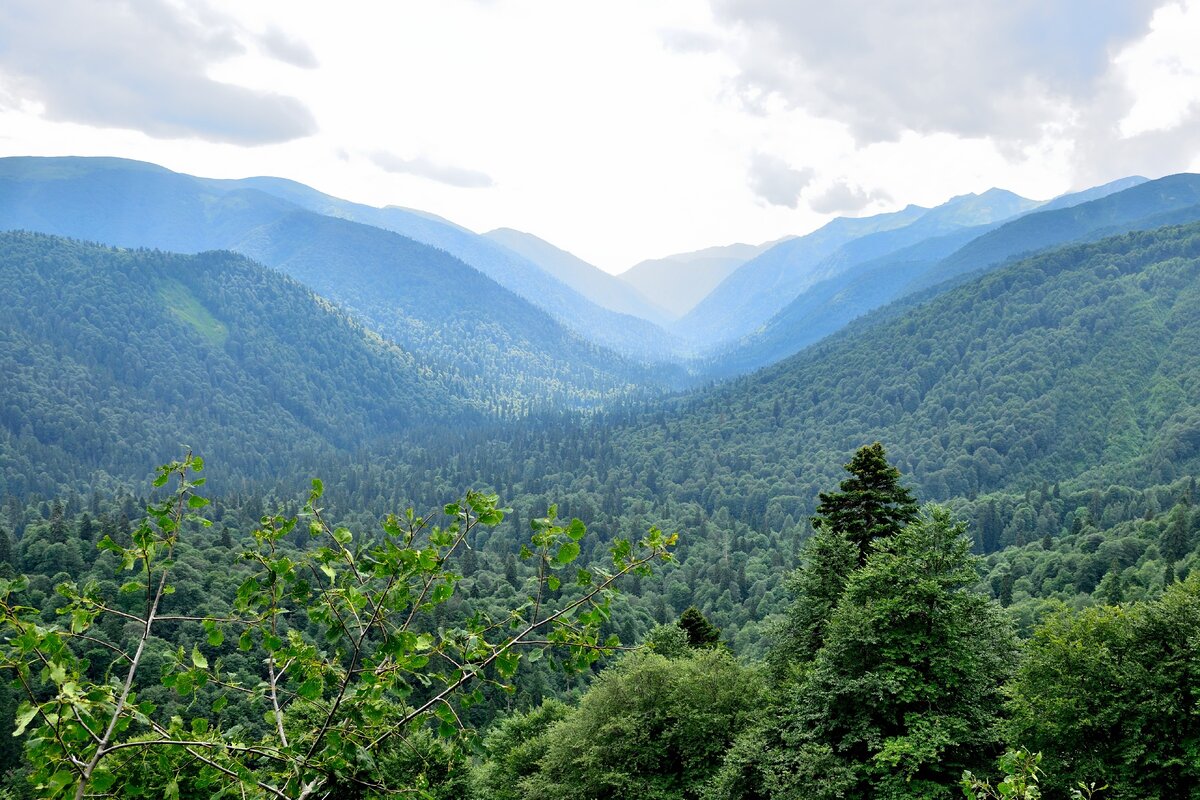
[2,161,1200,797]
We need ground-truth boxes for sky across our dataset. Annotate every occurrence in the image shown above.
[1,1,1199,273]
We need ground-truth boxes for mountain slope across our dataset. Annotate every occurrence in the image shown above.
[915,173,1200,291]
[674,190,1043,351]
[716,175,1174,375]
[671,204,931,348]
[236,211,666,408]
[0,232,474,496]
[434,222,1200,536]
[214,175,680,360]
[0,156,675,408]
[483,227,671,323]
[620,241,781,319]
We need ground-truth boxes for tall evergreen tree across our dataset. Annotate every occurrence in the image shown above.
[769,525,858,674]
[777,507,1016,799]
[678,606,722,648]
[812,443,918,564]
[0,525,12,570]
[1162,501,1192,564]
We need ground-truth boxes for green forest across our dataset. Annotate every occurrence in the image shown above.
[1,444,1197,799]
[2,175,1200,797]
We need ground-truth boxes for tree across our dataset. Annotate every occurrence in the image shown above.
[677,606,721,649]
[470,700,570,800]
[1162,501,1192,564]
[0,526,13,576]
[1007,576,1200,798]
[519,649,761,800]
[0,454,676,799]
[768,524,857,674]
[812,443,918,564]
[775,507,1016,799]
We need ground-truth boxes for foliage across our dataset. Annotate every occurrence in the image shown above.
[0,455,675,798]
[677,606,721,649]
[771,507,1017,799]
[644,623,690,659]
[1006,576,1200,799]
[812,442,920,562]
[468,700,570,800]
[517,649,762,800]
[961,748,1044,800]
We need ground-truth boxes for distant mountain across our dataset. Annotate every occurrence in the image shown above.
[914,173,1200,291]
[0,231,474,496]
[620,241,782,319]
[438,220,1200,542]
[211,175,680,361]
[674,190,1049,351]
[0,156,678,410]
[714,175,1163,375]
[671,204,930,347]
[1037,175,1147,212]
[483,227,672,323]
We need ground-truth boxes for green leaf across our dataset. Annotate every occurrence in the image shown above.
[191,645,208,670]
[555,542,581,565]
[12,704,37,737]
[496,650,520,679]
[91,770,117,793]
[297,677,322,700]
[567,518,587,541]
[187,495,210,509]
[212,695,228,713]
[547,575,561,591]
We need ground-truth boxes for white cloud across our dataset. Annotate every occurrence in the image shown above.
[708,0,1160,144]
[747,153,814,208]
[808,180,891,214]
[0,0,317,144]
[368,151,495,189]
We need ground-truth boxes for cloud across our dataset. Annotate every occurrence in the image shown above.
[659,28,723,54]
[369,151,495,188]
[706,0,1160,145]
[808,181,890,214]
[747,152,814,207]
[0,0,317,144]
[258,26,320,69]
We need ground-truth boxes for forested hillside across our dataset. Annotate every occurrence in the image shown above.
[214,173,683,360]
[712,173,1188,376]
[0,157,681,408]
[435,222,1200,523]
[0,232,473,496]
[2,169,1200,800]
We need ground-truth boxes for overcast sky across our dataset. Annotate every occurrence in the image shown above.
[1,0,1199,273]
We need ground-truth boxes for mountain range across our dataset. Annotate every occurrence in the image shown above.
[6,156,1200,393]
[2,155,1200,651]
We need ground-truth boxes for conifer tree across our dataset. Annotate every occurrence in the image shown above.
[678,605,721,648]
[812,443,918,564]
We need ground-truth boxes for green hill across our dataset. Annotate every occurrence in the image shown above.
[0,232,474,496]
[402,223,1200,643]
[0,156,679,410]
